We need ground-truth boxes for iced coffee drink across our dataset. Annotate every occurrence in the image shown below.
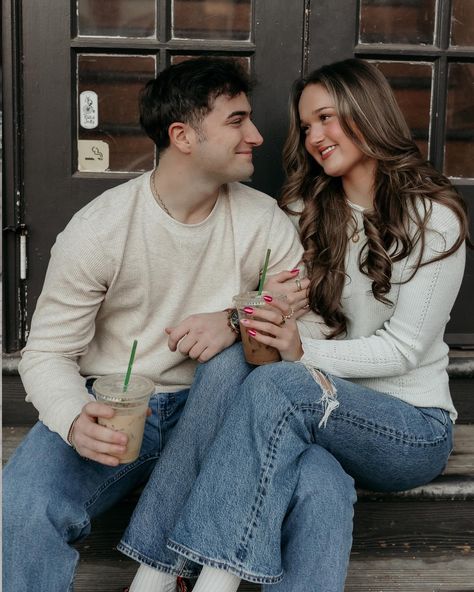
[233,291,282,365]
[93,374,155,464]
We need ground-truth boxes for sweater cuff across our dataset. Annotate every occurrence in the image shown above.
[66,414,81,448]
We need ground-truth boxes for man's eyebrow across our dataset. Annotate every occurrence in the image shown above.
[226,110,251,120]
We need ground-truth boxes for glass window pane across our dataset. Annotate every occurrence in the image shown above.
[444,63,474,178]
[78,0,155,37]
[360,0,436,45]
[373,61,432,158]
[173,0,251,40]
[77,55,156,173]
[451,0,474,46]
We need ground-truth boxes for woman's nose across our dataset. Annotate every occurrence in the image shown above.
[306,124,324,145]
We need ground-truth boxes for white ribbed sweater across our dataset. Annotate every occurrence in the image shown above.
[294,199,465,421]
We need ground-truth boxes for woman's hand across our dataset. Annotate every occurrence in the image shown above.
[264,269,309,318]
[240,295,304,362]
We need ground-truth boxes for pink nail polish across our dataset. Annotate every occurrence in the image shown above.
[291,269,300,274]
[263,295,273,302]
[248,329,257,337]
[243,306,254,314]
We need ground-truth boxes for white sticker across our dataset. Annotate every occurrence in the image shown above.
[80,90,99,129]
[78,140,109,172]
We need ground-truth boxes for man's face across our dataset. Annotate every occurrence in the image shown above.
[190,92,264,184]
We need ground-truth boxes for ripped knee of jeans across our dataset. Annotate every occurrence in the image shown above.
[297,362,339,429]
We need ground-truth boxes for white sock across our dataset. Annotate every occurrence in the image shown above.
[128,563,176,592]
[192,565,241,592]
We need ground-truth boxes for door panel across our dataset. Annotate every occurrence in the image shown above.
[11,0,305,352]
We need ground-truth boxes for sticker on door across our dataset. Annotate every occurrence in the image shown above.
[78,140,110,172]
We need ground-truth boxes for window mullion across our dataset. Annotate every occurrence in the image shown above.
[436,0,452,50]
[430,55,448,170]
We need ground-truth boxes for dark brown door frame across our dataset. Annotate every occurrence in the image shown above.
[2,0,26,352]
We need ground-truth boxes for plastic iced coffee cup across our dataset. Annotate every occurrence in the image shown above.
[233,291,283,365]
[93,374,155,464]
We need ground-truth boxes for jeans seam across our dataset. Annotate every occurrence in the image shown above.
[306,405,450,446]
[161,392,176,420]
[236,403,299,561]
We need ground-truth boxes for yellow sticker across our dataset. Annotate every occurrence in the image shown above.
[78,140,110,172]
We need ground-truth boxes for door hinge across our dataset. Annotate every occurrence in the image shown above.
[3,223,28,280]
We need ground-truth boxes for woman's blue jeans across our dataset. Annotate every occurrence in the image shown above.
[120,344,453,591]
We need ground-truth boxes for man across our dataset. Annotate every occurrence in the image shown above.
[3,58,309,591]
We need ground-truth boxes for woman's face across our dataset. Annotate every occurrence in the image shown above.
[298,83,375,185]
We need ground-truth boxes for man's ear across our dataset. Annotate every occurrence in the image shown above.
[168,122,194,154]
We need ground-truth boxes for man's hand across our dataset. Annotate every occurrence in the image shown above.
[166,311,236,362]
[69,402,128,466]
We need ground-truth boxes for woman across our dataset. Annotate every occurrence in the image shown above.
[120,59,470,592]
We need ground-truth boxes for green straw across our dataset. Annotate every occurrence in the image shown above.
[257,248,271,295]
[123,339,138,393]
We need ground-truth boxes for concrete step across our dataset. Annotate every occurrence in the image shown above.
[70,556,474,592]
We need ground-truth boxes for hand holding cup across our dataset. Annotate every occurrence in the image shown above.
[239,294,304,362]
[264,268,310,316]
[69,401,129,466]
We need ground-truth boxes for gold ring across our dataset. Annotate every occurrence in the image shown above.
[279,315,286,326]
[295,278,302,291]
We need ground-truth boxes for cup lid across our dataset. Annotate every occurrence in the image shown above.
[92,374,155,403]
[233,291,271,307]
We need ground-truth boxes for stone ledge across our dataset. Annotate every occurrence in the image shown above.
[4,351,474,377]
[2,350,474,378]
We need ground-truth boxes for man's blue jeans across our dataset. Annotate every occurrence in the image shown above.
[2,386,191,592]
[120,344,453,592]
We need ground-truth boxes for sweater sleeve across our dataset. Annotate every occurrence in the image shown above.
[265,201,304,273]
[300,217,466,378]
[18,217,111,442]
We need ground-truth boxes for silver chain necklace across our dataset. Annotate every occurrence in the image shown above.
[150,169,173,218]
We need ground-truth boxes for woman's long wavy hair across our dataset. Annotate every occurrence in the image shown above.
[281,59,470,338]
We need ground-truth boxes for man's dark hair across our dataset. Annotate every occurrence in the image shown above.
[140,57,252,154]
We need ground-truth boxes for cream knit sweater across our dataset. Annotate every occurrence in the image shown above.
[292,199,465,421]
[19,172,310,442]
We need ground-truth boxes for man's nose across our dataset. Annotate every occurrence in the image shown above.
[246,121,264,146]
